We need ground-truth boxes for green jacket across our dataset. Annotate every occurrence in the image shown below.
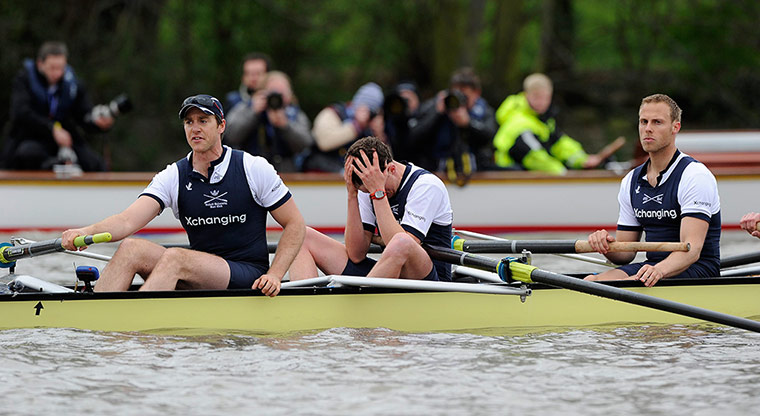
[493,93,588,175]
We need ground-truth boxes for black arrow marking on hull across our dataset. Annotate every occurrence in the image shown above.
[34,302,43,316]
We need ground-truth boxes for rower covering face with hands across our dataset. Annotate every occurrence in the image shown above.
[288,136,453,282]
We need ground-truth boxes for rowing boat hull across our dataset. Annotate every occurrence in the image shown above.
[2,277,759,335]
[2,167,759,234]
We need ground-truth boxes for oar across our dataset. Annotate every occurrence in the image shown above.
[0,233,112,268]
[452,235,689,254]
[8,237,113,263]
[721,252,760,269]
[425,245,760,333]
[455,229,612,267]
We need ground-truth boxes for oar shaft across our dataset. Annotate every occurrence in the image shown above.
[456,238,689,254]
[0,233,112,265]
[426,245,760,333]
[721,252,760,269]
[1,238,65,264]
[528,268,760,333]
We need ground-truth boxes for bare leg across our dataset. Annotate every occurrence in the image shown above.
[367,233,433,280]
[288,227,352,281]
[584,268,629,281]
[140,247,230,291]
[94,238,165,292]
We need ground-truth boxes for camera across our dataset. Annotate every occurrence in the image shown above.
[266,92,284,110]
[383,92,408,117]
[87,93,133,122]
[443,89,467,111]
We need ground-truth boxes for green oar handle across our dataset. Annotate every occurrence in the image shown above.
[73,233,112,248]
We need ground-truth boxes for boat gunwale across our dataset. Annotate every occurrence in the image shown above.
[2,275,760,302]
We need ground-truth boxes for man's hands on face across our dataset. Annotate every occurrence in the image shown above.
[352,150,386,194]
[344,155,359,195]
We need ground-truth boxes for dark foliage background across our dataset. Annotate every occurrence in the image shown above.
[2,0,759,170]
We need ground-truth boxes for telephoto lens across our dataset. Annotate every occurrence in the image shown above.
[266,92,284,110]
[443,90,466,111]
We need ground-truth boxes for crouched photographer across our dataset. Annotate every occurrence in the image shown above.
[224,71,313,172]
[2,42,131,172]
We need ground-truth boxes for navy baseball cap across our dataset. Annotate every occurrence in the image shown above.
[178,94,224,121]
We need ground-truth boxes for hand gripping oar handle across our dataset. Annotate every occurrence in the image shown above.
[452,236,689,254]
[573,241,689,253]
[0,232,112,267]
[426,245,760,333]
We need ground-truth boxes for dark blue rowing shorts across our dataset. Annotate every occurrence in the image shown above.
[616,261,714,279]
[341,258,439,281]
[226,260,267,289]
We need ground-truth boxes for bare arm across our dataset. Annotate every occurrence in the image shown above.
[61,196,161,250]
[343,157,372,262]
[260,197,305,282]
[634,216,708,287]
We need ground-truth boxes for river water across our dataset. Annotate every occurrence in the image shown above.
[1,231,760,415]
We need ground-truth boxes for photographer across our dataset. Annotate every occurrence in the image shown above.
[224,52,271,111]
[224,71,313,172]
[2,42,117,171]
[305,82,386,172]
[408,68,497,183]
[383,81,421,163]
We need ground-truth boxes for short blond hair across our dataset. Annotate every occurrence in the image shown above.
[641,94,682,123]
[523,73,553,93]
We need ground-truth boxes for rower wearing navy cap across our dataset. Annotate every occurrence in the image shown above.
[61,94,305,296]
[585,94,721,287]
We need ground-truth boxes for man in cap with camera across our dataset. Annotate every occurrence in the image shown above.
[2,41,118,171]
[492,73,603,174]
[224,71,314,172]
[61,94,306,296]
[408,67,497,184]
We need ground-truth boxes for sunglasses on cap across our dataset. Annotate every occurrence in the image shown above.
[179,94,224,120]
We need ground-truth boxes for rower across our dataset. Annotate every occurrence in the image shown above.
[585,94,721,287]
[60,94,306,296]
[288,136,454,282]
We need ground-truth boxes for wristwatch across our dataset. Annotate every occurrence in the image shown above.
[370,189,386,200]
